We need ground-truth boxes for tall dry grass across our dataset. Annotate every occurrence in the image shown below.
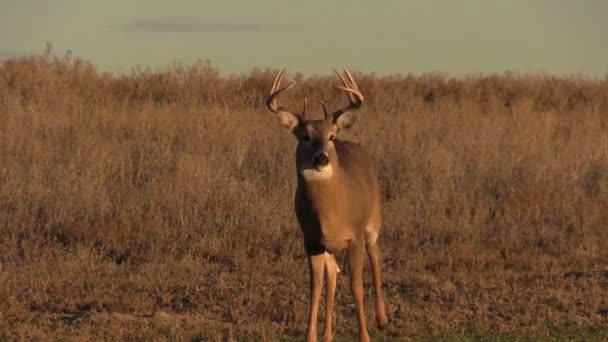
[1,48,607,340]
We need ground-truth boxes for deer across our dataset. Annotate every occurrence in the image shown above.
[265,68,388,342]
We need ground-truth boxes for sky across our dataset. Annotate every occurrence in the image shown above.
[1,0,607,77]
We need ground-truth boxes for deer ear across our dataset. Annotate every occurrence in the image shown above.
[277,111,300,131]
[335,112,356,130]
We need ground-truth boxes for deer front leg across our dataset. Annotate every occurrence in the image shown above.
[306,245,326,342]
[322,252,339,341]
[348,240,370,342]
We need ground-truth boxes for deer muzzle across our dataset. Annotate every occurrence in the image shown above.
[313,152,330,170]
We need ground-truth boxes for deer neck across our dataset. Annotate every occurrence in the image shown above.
[296,157,344,214]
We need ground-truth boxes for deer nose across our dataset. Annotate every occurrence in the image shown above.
[313,153,329,168]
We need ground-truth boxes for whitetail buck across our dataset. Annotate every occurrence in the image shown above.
[265,68,388,342]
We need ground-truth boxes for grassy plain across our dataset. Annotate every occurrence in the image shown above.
[1,50,607,340]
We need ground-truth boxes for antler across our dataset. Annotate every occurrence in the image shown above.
[329,67,364,122]
[266,68,303,119]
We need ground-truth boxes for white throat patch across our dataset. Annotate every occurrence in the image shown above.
[301,165,334,181]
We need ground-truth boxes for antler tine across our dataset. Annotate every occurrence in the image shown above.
[270,69,280,93]
[343,68,359,90]
[330,67,365,121]
[336,68,364,99]
[334,68,356,103]
[335,85,364,99]
[266,68,296,114]
[320,100,332,124]
[334,68,348,86]
[320,100,329,116]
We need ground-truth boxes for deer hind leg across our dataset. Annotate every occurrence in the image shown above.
[365,228,388,329]
[322,252,339,342]
[348,241,370,342]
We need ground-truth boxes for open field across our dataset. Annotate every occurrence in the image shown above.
[1,50,607,341]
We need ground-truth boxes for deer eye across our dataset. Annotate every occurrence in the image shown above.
[328,134,336,141]
[302,134,312,143]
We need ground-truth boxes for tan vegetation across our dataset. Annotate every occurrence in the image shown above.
[1,49,607,341]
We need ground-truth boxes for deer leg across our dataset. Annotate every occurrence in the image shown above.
[348,241,370,342]
[366,241,388,329]
[322,252,339,341]
[306,245,326,342]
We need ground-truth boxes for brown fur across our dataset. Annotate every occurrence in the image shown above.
[295,138,381,253]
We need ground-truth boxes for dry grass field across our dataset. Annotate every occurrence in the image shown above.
[1,49,607,341]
